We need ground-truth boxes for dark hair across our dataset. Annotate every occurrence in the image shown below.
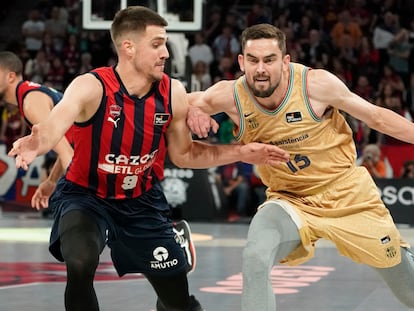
[0,51,23,75]
[240,23,286,55]
[110,6,168,45]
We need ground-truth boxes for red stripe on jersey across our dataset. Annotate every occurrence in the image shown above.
[66,67,171,199]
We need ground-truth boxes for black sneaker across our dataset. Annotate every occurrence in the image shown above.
[156,295,204,311]
[173,220,196,273]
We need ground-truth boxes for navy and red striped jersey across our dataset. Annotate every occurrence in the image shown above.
[65,66,172,199]
[16,80,74,145]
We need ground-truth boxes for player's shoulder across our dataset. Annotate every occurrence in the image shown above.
[170,78,187,97]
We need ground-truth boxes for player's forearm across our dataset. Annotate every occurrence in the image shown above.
[169,140,243,169]
[36,122,70,155]
[47,158,65,184]
[369,107,414,144]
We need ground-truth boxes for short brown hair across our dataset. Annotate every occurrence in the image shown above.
[240,24,286,55]
[110,6,168,45]
[0,51,23,75]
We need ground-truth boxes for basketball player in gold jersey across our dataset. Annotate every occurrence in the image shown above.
[188,23,414,310]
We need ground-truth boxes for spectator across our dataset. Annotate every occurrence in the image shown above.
[211,56,236,83]
[41,32,60,62]
[322,0,339,33]
[24,49,50,83]
[300,29,331,68]
[330,9,363,50]
[203,6,222,46]
[329,56,353,87]
[295,14,319,46]
[377,63,406,99]
[45,56,66,91]
[355,74,375,102]
[246,1,271,27]
[357,36,380,85]
[44,6,68,53]
[62,33,80,85]
[349,0,372,34]
[211,24,240,63]
[21,9,45,58]
[372,10,399,67]
[188,32,214,70]
[358,144,389,178]
[216,160,251,222]
[336,33,358,79]
[77,52,93,75]
[400,160,414,178]
[191,61,212,91]
[388,28,412,87]
[223,9,244,38]
[348,74,376,153]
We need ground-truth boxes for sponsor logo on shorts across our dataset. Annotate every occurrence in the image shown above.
[150,246,179,270]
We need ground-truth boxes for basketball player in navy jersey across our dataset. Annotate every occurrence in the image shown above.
[0,53,199,274]
[0,51,74,208]
[9,7,289,311]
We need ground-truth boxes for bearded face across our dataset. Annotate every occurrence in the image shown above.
[249,67,282,98]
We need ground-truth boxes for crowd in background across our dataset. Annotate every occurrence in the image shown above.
[1,0,414,220]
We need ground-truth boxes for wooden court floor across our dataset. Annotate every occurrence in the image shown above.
[1,211,414,311]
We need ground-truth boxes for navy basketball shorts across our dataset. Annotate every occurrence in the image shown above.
[49,178,188,277]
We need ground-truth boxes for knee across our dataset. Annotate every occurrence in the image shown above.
[243,241,277,268]
[65,252,100,277]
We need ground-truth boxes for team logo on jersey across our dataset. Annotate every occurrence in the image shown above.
[154,113,170,125]
[385,246,397,259]
[286,111,302,123]
[108,104,122,128]
[247,117,259,129]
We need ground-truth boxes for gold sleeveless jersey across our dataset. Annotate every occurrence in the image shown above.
[233,63,357,197]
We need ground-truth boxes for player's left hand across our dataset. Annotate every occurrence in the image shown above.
[31,179,56,210]
[187,106,219,139]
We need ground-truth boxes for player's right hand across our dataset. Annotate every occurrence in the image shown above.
[8,125,42,170]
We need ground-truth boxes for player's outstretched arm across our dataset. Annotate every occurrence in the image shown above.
[8,73,102,169]
[169,79,289,169]
[309,69,414,144]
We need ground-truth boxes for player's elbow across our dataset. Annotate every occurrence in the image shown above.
[168,152,187,168]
